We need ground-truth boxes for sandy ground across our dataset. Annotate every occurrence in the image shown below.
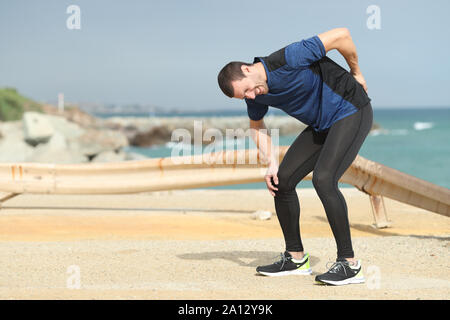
[0,187,448,300]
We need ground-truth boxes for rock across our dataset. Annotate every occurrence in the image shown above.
[41,103,101,129]
[31,113,128,159]
[103,117,153,132]
[0,121,35,162]
[0,114,130,163]
[0,120,24,139]
[71,128,129,157]
[91,150,127,163]
[124,152,149,161]
[0,136,35,162]
[129,126,172,147]
[251,210,272,221]
[26,132,88,163]
[22,112,54,146]
[27,145,89,164]
[47,131,68,150]
[121,124,140,141]
[45,114,85,140]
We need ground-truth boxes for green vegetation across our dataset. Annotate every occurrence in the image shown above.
[0,87,43,121]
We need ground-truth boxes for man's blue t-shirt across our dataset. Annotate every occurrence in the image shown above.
[245,35,371,132]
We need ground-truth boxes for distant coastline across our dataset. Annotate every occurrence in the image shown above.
[89,106,450,119]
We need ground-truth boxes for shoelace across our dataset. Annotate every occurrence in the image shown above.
[325,261,349,276]
[275,253,289,270]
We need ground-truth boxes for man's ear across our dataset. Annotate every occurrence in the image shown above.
[241,64,251,75]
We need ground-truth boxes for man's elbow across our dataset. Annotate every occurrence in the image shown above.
[334,27,351,42]
[319,27,351,52]
[249,118,265,129]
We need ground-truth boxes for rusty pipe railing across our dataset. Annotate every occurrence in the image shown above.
[0,147,448,219]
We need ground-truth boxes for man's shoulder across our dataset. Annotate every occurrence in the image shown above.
[254,36,322,72]
[254,46,288,72]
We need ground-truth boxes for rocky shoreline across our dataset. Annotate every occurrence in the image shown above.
[0,105,380,164]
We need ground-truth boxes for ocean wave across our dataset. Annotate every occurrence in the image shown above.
[369,129,409,136]
[413,122,434,131]
[391,129,409,135]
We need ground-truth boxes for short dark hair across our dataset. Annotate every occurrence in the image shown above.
[217,61,252,98]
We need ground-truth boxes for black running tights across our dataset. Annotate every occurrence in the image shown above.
[273,103,373,259]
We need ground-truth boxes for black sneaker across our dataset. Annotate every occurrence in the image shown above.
[256,251,312,277]
[315,259,365,286]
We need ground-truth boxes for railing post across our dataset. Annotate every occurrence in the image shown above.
[369,194,391,228]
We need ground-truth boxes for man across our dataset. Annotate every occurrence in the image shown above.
[217,28,373,286]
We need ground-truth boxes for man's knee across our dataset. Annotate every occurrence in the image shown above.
[312,171,335,191]
[273,170,297,198]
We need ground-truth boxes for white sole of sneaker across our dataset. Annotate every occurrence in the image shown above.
[315,276,365,286]
[257,268,313,277]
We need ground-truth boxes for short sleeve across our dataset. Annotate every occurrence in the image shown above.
[285,35,326,68]
[245,99,268,121]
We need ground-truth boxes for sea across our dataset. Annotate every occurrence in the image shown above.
[98,107,450,190]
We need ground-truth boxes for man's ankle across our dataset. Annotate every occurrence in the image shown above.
[344,257,358,265]
[288,251,304,261]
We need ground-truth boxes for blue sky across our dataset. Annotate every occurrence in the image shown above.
[1,0,449,111]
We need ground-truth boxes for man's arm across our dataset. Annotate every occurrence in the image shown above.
[318,28,368,92]
[249,119,278,165]
[249,118,279,196]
